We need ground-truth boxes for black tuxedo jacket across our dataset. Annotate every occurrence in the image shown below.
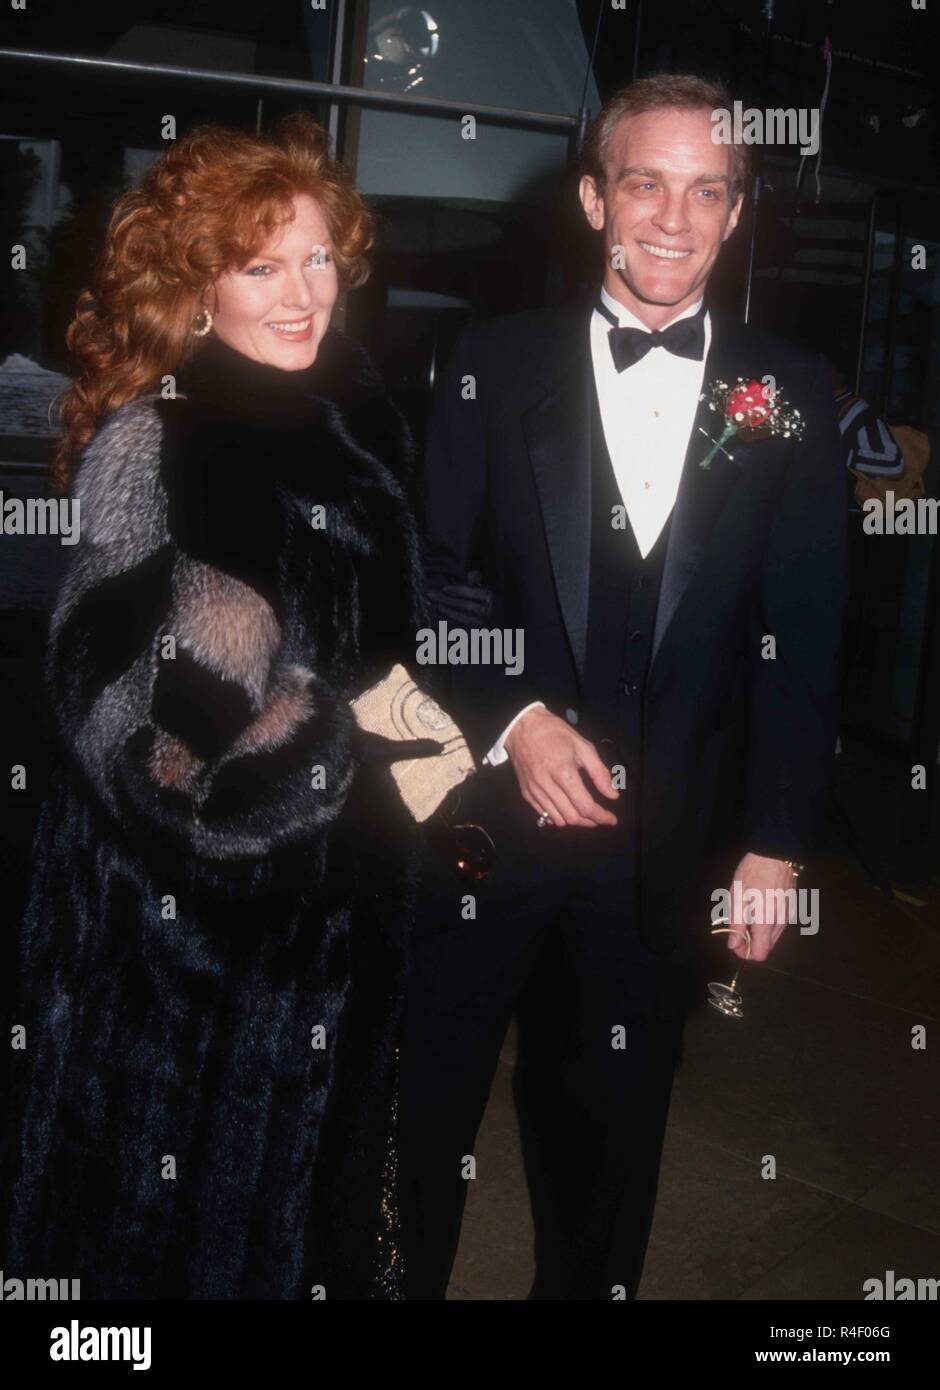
[418,294,849,949]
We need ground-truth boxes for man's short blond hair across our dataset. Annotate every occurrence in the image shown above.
[582,73,750,203]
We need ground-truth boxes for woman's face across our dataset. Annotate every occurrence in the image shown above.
[206,192,339,370]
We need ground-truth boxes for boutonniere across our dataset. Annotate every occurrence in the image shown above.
[697,377,805,470]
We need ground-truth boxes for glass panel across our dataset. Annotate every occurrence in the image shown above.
[840,210,940,749]
[353,0,596,202]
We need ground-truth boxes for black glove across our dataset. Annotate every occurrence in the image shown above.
[353,728,441,765]
[428,572,494,625]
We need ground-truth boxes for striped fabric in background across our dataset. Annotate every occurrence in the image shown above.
[835,388,905,477]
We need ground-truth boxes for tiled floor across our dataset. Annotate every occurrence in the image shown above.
[447,851,940,1299]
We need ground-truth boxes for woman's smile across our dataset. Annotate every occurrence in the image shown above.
[208,193,339,369]
[265,315,314,342]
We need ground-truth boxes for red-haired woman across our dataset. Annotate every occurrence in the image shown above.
[1,113,437,1299]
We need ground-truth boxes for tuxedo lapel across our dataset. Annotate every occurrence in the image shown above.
[649,310,752,672]
[521,303,593,685]
[519,303,755,688]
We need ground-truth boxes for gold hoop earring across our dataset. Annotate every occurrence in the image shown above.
[192,308,213,337]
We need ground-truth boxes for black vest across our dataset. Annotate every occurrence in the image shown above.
[578,379,673,782]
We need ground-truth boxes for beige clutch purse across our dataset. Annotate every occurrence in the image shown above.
[350,663,477,822]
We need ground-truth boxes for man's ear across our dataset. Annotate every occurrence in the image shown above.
[579,174,605,231]
[722,192,744,242]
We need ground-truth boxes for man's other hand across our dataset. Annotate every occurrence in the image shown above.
[725,852,797,962]
[504,707,620,827]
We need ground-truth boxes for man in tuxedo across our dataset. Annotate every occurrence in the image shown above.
[399,73,848,1300]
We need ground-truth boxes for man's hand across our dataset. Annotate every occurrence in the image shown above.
[504,707,619,827]
[725,852,798,962]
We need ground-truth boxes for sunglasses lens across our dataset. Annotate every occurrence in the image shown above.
[453,826,494,881]
[707,982,744,1019]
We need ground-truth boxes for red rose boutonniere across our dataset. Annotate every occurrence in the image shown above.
[697,377,805,470]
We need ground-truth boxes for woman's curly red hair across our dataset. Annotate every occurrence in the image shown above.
[51,111,373,489]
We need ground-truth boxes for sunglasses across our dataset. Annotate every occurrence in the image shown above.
[433,783,496,882]
[707,918,751,1018]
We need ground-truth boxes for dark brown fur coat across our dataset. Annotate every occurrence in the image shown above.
[1,329,436,1299]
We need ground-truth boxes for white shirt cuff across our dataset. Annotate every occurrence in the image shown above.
[483,702,546,766]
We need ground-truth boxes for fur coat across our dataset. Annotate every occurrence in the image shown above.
[1,329,437,1299]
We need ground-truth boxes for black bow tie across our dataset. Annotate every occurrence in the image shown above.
[596,297,706,371]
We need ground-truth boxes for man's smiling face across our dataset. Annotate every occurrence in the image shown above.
[579,105,743,329]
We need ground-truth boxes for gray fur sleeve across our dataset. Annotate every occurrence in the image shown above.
[48,399,357,861]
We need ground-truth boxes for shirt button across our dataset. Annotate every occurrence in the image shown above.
[629,629,643,642]
[621,679,640,696]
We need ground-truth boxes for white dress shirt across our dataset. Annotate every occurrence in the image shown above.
[483,287,711,766]
[592,284,710,558]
